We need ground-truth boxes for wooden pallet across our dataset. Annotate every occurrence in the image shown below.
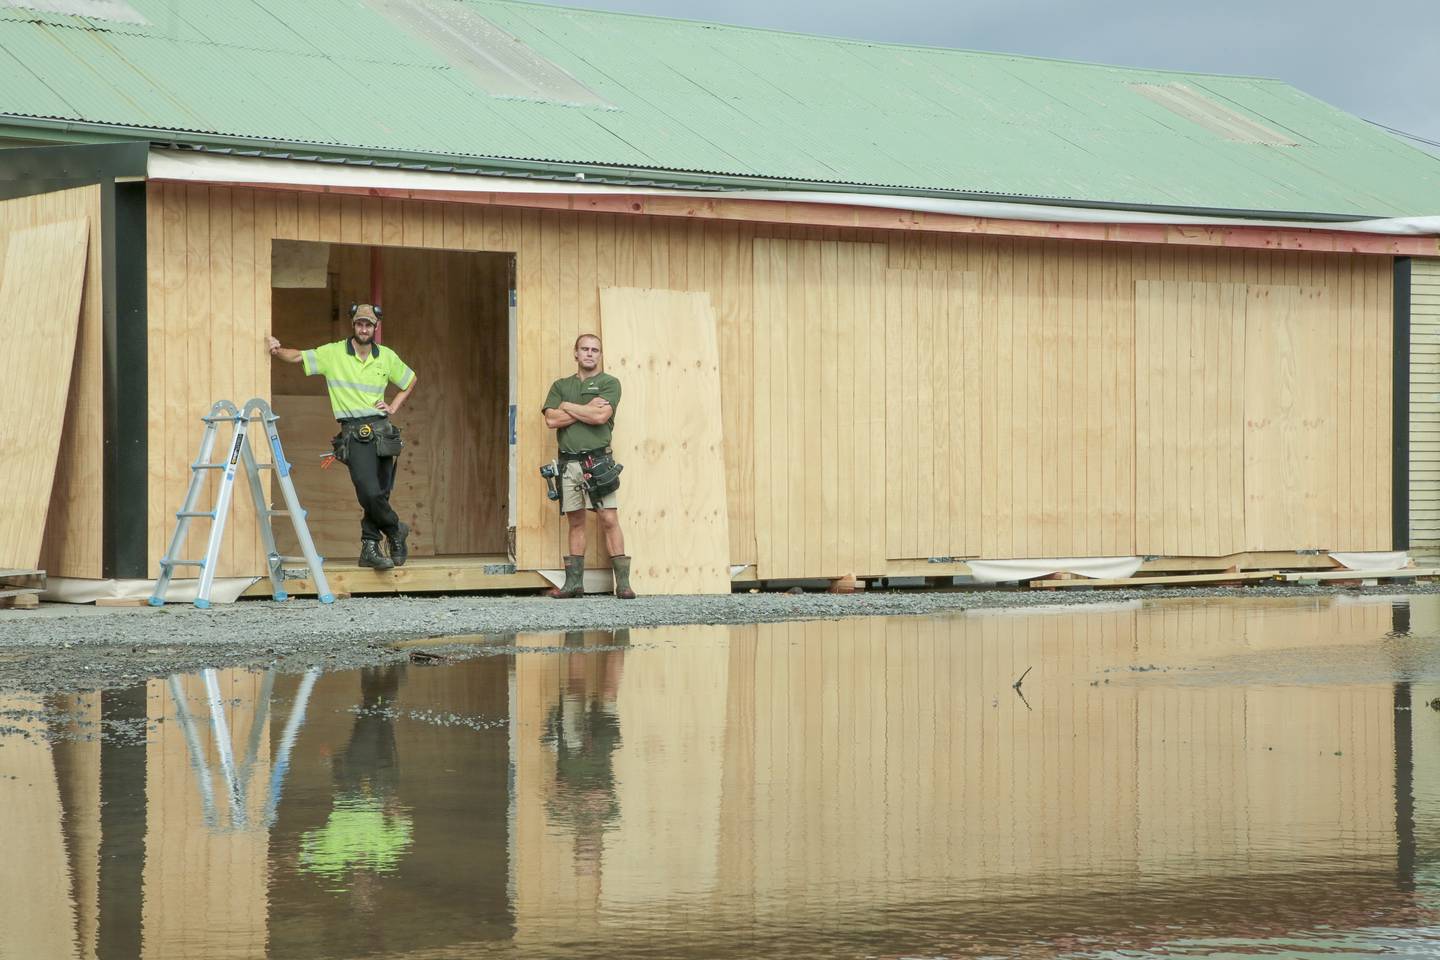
[0,568,45,609]
[1030,570,1281,590]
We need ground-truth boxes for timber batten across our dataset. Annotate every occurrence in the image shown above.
[139,181,1398,583]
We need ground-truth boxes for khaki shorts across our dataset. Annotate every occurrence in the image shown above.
[561,458,620,514]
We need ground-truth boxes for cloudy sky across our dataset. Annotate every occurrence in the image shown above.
[532,0,1440,155]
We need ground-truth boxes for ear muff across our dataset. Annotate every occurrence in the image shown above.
[349,303,384,322]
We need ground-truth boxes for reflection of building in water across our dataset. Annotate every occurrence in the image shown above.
[16,597,1440,957]
[267,656,514,957]
[539,631,627,872]
[298,667,414,890]
[507,598,1440,955]
[143,670,273,959]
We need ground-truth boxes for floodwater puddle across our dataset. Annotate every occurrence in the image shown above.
[6,595,1440,958]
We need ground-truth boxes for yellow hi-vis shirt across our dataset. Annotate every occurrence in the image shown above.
[302,339,416,420]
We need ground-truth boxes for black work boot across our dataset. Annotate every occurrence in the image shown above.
[611,555,637,599]
[358,539,394,571]
[547,555,585,598]
[387,522,410,567]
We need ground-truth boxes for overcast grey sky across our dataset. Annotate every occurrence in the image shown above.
[533,0,1440,154]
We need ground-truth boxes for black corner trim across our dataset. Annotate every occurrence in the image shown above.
[0,141,148,203]
[103,181,148,578]
[1394,257,1411,551]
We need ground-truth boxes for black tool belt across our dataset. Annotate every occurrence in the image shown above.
[558,445,611,463]
[333,415,403,463]
[560,447,623,498]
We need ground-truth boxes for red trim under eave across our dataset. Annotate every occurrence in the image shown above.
[161,178,1440,257]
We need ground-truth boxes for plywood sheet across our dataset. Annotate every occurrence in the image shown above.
[600,287,731,594]
[0,187,105,579]
[0,218,89,568]
[1244,285,1337,550]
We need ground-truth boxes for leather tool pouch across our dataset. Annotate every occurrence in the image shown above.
[375,420,403,458]
[330,432,350,466]
[582,451,623,498]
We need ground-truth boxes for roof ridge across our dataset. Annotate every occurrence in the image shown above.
[468,0,1289,84]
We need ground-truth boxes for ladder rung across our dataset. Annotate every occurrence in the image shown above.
[177,511,215,519]
[265,509,290,517]
[274,555,310,564]
[192,463,227,470]
[161,559,204,567]
[201,415,242,423]
[253,463,274,470]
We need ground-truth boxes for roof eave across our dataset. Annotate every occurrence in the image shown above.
[0,113,1387,223]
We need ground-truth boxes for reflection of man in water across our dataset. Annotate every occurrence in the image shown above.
[300,666,414,894]
[541,631,628,873]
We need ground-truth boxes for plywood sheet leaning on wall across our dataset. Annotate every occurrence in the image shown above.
[600,287,732,594]
[0,218,89,568]
[1244,285,1338,551]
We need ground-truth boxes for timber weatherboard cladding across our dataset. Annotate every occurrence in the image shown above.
[144,183,1397,581]
[1409,258,1440,554]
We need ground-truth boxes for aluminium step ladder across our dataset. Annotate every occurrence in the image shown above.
[150,398,335,608]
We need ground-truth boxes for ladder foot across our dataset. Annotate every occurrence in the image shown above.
[194,598,211,610]
[147,596,164,607]
[319,593,336,604]
[274,591,289,601]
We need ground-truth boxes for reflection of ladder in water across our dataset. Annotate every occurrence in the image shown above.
[151,398,334,608]
[168,667,321,831]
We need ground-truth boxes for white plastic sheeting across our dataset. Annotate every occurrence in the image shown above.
[146,151,1440,237]
[43,576,260,605]
[966,556,1143,584]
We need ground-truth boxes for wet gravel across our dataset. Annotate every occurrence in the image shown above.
[0,581,1434,695]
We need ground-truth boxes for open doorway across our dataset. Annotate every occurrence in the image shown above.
[270,240,514,563]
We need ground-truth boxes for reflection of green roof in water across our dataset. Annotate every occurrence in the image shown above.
[299,794,414,885]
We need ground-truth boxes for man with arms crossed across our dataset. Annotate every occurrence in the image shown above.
[267,303,416,571]
[542,333,636,599]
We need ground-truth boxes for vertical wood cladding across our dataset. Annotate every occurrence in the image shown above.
[145,183,1394,579]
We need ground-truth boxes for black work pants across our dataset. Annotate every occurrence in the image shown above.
[344,434,400,543]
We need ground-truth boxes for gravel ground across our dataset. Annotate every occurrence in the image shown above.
[0,581,1435,695]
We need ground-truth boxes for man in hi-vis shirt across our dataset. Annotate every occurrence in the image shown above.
[267,303,416,571]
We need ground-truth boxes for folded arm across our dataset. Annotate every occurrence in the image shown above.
[560,398,613,425]
[544,406,578,429]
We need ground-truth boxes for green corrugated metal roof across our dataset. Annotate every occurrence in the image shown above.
[2,0,1439,217]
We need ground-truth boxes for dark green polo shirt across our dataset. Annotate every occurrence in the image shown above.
[543,372,621,453]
